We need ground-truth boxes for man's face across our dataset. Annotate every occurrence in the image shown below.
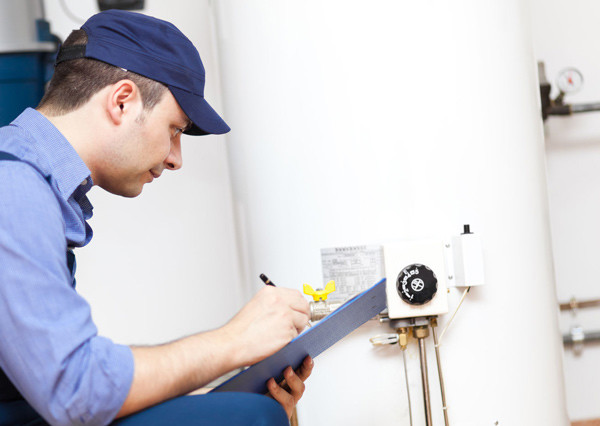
[99,90,191,197]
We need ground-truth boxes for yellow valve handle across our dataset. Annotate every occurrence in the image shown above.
[303,280,336,301]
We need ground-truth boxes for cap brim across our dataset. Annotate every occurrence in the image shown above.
[168,85,231,136]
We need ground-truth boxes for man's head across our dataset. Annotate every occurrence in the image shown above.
[44,9,230,136]
[37,10,229,197]
[38,29,168,116]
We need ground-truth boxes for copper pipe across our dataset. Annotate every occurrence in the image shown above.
[559,297,600,312]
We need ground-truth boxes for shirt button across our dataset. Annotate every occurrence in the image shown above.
[81,179,88,186]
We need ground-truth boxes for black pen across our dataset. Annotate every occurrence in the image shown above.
[259,273,276,286]
[260,274,312,328]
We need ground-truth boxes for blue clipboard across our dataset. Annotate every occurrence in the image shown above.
[210,278,387,394]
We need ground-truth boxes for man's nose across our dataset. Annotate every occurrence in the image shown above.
[165,138,182,170]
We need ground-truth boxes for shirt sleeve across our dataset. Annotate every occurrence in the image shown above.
[0,162,134,426]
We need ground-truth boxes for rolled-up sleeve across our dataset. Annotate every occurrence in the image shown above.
[0,162,134,426]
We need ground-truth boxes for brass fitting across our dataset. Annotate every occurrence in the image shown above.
[397,327,409,350]
[413,324,429,339]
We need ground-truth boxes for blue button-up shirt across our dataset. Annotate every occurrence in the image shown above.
[0,109,133,425]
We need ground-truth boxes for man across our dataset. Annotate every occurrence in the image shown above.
[0,10,312,426]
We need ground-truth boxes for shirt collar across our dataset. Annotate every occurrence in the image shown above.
[12,108,93,200]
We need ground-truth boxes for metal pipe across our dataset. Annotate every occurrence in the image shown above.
[401,348,413,426]
[418,337,432,426]
[559,297,600,312]
[563,329,600,345]
[431,319,450,426]
[415,326,433,426]
[571,102,600,113]
[545,102,600,118]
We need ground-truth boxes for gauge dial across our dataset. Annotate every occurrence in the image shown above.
[557,68,583,93]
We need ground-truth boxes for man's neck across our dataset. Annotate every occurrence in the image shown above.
[37,104,107,185]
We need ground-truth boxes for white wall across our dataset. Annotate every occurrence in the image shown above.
[531,0,600,421]
[42,0,243,345]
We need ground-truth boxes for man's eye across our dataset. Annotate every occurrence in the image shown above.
[173,128,183,137]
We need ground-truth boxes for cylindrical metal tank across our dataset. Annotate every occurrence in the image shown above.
[213,1,568,424]
[0,0,57,126]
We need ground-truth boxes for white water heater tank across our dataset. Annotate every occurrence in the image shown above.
[213,1,569,424]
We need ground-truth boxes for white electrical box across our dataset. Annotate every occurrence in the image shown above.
[383,240,449,319]
[447,232,485,287]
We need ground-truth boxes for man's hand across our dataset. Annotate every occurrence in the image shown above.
[267,356,314,418]
[223,286,311,366]
[116,286,310,418]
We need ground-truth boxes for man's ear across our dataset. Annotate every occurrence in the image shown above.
[106,79,142,125]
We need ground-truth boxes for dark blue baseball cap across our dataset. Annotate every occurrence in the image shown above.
[56,9,230,136]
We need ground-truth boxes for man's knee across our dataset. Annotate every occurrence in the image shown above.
[111,393,288,425]
[233,393,288,425]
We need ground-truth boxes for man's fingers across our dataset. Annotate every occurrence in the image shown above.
[267,377,294,416]
[278,287,310,316]
[293,311,310,334]
[267,359,313,419]
[284,366,305,402]
[296,356,314,382]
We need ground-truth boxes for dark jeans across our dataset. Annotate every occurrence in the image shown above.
[0,393,289,426]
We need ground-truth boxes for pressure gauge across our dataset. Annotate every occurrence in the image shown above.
[557,68,583,93]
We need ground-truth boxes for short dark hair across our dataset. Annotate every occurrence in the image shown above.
[38,29,167,115]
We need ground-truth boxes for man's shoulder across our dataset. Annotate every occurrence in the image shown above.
[0,118,38,150]
[0,158,63,233]
[0,158,53,196]
[0,123,50,181]
[0,123,55,202]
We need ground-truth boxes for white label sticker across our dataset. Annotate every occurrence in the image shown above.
[321,245,384,302]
